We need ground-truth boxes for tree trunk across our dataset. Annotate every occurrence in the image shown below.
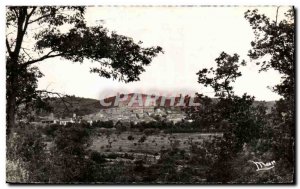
[7,90,16,135]
[6,8,27,136]
[6,57,18,136]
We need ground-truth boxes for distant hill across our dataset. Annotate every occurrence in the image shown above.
[40,94,276,118]
[97,93,191,109]
[39,96,100,118]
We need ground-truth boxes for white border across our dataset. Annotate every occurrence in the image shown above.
[0,0,299,188]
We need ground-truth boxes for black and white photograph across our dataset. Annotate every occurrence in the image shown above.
[5,4,295,184]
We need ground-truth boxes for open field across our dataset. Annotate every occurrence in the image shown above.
[90,130,223,155]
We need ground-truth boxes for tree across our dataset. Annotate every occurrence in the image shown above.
[244,8,295,133]
[197,52,245,99]
[196,52,261,150]
[245,8,295,166]
[195,52,269,183]
[49,123,93,182]
[245,8,295,101]
[6,6,163,132]
[196,52,248,128]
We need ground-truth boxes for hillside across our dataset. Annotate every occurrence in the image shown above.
[41,94,276,118]
[38,96,100,118]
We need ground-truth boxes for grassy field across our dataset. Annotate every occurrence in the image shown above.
[90,130,223,155]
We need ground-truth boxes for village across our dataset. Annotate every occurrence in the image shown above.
[32,94,189,126]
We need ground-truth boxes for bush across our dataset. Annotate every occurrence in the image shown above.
[138,135,147,143]
[143,128,159,135]
[92,120,114,128]
[48,123,94,182]
[90,151,106,164]
[42,124,60,138]
[105,153,118,159]
[7,123,50,183]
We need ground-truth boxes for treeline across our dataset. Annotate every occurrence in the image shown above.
[83,119,226,133]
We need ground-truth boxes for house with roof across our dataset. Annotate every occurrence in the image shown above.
[59,118,75,125]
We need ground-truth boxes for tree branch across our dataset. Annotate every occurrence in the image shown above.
[11,7,36,58]
[22,48,33,61]
[6,38,13,57]
[13,7,27,57]
[21,51,64,67]
[28,7,36,17]
[28,13,52,24]
[38,90,75,113]
[275,6,280,26]
[12,8,19,18]
[22,7,36,34]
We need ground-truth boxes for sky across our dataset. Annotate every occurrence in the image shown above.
[36,6,291,101]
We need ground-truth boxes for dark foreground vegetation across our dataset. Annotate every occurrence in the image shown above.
[7,100,294,183]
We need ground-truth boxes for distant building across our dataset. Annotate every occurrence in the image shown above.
[77,94,190,126]
[41,119,59,124]
[39,113,59,124]
[59,118,74,125]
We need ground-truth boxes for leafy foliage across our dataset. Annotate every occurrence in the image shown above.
[245,7,295,175]
[7,123,50,182]
[6,6,163,131]
[245,8,294,100]
[197,52,245,98]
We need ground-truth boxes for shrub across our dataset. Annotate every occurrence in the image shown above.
[90,151,106,164]
[7,123,50,183]
[42,124,60,138]
[138,135,147,143]
[92,120,114,128]
[105,153,118,159]
[143,128,159,135]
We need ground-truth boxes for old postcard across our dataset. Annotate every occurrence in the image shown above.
[6,6,295,184]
